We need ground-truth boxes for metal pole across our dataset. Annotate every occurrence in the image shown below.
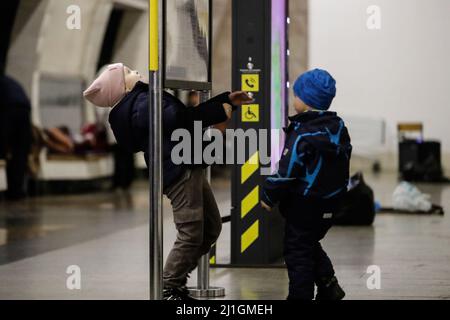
[189,91,225,298]
[198,91,212,291]
[197,252,210,290]
[149,0,163,300]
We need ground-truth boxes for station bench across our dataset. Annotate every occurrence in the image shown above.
[37,151,114,181]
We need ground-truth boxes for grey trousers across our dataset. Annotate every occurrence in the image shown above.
[163,167,222,288]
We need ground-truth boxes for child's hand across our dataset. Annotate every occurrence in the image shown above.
[229,91,254,106]
[223,103,233,119]
[261,201,272,212]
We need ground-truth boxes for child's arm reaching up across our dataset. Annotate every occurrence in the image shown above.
[179,91,253,128]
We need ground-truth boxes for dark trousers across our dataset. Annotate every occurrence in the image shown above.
[281,196,338,300]
[163,168,222,288]
[0,107,31,199]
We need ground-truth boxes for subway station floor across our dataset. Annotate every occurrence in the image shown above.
[0,170,450,300]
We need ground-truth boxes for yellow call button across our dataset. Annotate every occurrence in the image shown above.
[241,74,259,92]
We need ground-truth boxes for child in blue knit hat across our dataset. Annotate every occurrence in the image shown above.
[261,68,352,300]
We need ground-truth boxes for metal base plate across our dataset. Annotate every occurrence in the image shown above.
[188,286,225,298]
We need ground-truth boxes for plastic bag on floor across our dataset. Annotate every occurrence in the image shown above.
[392,181,432,212]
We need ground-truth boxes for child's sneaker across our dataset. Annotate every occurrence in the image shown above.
[163,287,197,301]
[315,276,345,300]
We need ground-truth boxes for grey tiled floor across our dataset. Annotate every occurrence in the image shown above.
[0,171,449,299]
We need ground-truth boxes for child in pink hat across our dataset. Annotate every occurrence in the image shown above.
[84,63,142,108]
[84,63,252,300]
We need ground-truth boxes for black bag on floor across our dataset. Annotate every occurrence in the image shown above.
[399,140,445,182]
[334,172,375,226]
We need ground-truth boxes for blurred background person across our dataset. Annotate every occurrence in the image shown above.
[0,74,32,200]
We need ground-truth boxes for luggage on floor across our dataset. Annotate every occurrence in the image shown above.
[399,140,445,182]
[334,172,375,226]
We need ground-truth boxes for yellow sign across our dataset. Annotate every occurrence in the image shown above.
[242,104,259,122]
[241,74,259,92]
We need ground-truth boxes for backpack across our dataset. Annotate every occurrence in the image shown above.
[334,172,375,226]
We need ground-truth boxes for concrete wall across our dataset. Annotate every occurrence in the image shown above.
[6,0,148,126]
[7,0,306,122]
[211,0,232,95]
[6,0,47,98]
[308,0,450,165]
[288,0,308,116]
[112,9,148,79]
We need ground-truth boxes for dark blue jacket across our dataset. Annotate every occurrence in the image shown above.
[262,111,352,207]
[108,81,231,190]
[0,75,31,111]
[0,75,32,157]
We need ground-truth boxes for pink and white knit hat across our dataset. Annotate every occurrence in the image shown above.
[83,63,126,108]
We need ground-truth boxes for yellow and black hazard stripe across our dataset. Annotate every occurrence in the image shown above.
[240,151,260,254]
[210,150,260,265]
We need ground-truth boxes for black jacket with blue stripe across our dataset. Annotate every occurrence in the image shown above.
[261,111,352,207]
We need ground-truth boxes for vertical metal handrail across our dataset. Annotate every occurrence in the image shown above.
[149,0,163,300]
[189,91,225,298]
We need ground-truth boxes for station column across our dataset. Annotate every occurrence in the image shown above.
[231,0,289,265]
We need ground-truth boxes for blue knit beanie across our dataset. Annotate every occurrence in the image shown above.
[293,68,336,110]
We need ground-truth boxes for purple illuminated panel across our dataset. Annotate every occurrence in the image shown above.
[271,0,287,172]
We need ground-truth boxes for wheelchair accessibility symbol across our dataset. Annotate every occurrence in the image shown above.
[242,104,259,122]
